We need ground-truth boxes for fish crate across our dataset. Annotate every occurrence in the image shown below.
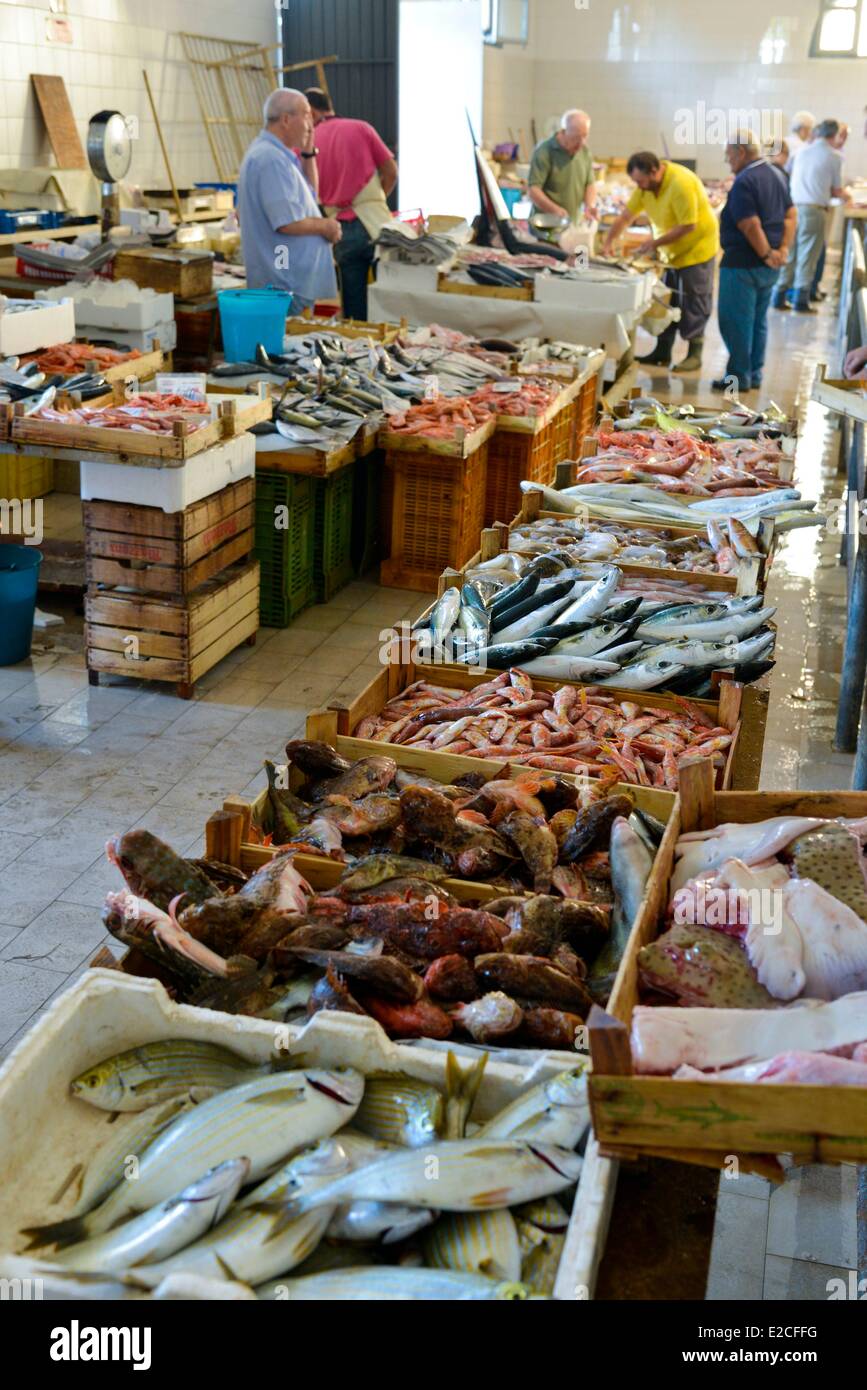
[328,654,766,791]
[11,389,272,461]
[379,418,494,592]
[573,372,601,456]
[351,450,382,575]
[255,469,316,626]
[284,314,406,345]
[0,969,618,1301]
[0,452,53,500]
[84,558,259,700]
[112,248,214,299]
[587,759,867,1172]
[484,418,556,529]
[84,478,255,599]
[312,462,355,602]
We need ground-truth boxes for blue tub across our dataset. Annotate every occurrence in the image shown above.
[218,288,292,363]
[0,544,42,665]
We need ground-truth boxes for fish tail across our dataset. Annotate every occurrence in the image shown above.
[443,1051,488,1139]
[19,1213,90,1252]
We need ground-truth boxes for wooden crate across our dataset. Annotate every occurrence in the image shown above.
[587,759,867,1169]
[379,418,494,592]
[327,654,765,791]
[811,362,867,424]
[284,314,406,344]
[84,477,255,598]
[11,389,271,460]
[85,558,259,700]
[113,247,213,299]
[482,382,581,530]
[437,272,533,301]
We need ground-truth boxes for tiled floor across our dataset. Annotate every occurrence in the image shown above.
[0,262,859,1298]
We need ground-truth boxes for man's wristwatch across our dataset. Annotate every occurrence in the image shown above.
[300,149,319,159]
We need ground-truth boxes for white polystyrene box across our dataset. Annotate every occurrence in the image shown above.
[79,431,255,514]
[534,271,652,313]
[0,970,615,1301]
[0,297,75,355]
[37,289,175,331]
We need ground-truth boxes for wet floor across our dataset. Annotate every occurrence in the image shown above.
[0,258,858,1299]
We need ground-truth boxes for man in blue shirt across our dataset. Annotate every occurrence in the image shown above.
[237,88,341,310]
[713,131,795,394]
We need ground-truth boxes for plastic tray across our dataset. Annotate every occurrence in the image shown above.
[254,469,316,626]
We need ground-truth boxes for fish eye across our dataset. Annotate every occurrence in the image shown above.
[502,1283,529,1300]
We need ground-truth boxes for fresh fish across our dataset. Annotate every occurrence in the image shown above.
[551,618,638,659]
[497,810,558,892]
[289,947,423,1001]
[352,1073,445,1147]
[671,816,831,895]
[476,1068,589,1147]
[588,817,654,985]
[48,1095,200,1221]
[430,587,461,642]
[265,760,304,842]
[423,1208,522,1281]
[473,638,558,669]
[786,824,867,919]
[458,605,489,650]
[132,1139,352,1289]
[728,516,760,557]
[70,1039,262,1113]
[450,992,525,1044]
[22,1068,363,1250]
[106,830,217,912]
[234,850,311,914]
[52,1159,249,1274]
[555,567,621,624]
[474,954,592,1013]
[258,1266,542,1300]
[461,582,487,613]
[285,740,352,780]
[596,656,686,690]
[638,922,779,1008]
[492,583,577,645]
[258,1140,584,1229]
[520,654,620,681]
[338,855,448,893]
[637,607,775,644]
[560,796,634,863]
[516,1197,569,1295]
[308,755,397,804]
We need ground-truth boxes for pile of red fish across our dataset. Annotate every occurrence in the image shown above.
[575,427,788,496]
[32,392,211,435]
[355,668,733,790]
[24,343,141,373]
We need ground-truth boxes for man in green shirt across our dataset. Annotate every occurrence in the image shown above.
[528,110,596,223]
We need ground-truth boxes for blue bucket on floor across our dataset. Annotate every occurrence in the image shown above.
[0,544,42,665]
[217,288,292,362]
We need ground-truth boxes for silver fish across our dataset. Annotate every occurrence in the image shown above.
[70,1039,262,1112]
[430,587,461,642]
[492,591,579,646]
[596,656,686,689]
[637,606,775,643]
[258,1266,542,1300]
[476,1068,589,1148]
[53,1160,249,1274]
[556,566,622,624]
[551,618,635,658]
[22,1068,363,1249]
[591,816,654,979]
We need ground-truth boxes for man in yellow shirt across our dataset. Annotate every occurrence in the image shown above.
[602,151,720,372]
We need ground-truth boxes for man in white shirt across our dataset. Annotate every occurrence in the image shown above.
[772,118,845,313]
[784,110,815,175]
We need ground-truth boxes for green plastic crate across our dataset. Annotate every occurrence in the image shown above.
[254,470,316,626]
[352,451,382,576]
[313,463,355,602]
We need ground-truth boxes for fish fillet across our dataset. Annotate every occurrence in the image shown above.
[630,991,867,1073]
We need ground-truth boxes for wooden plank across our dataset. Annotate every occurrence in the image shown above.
[84,590,188,636]
[378,416,495,459]
[31,75,87,168]
[83,479,253,543]
[88,648,187,681]
[86,527,254,597]
[437,275,533,301]
[12,393,271,460]
[188,586,259,658]
[189,607,258,682]
[187,560,258,622]
[205,811,244,866]
[85,624,184,661]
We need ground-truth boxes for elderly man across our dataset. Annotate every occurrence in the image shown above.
[237,88,340,310]
[713,132,795,394]
[528,110,597,223]
[785,111,815,174]
[602,151,719,372]
[305,87,397,321]
[772,117,845,313]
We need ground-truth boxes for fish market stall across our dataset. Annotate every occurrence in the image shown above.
[588,758,867,1169]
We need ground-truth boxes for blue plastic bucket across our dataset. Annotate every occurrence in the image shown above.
[500,187,523,215]
[0,544,42,665]
[218,288,292,362]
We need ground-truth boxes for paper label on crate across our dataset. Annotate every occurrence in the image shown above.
[423,374,440,400]
[491,381,522,393]
[154,373,208,402]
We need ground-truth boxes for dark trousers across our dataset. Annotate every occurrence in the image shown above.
[334,217,375,320]
[718,264,779,391]
[653,255,717,358]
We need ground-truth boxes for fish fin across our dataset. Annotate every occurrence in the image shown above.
[18,1213,89,1251]
[215,1253,241,1282]
[243,1087,306,1107]
[49,1162,85,1207]
[247,1199,303,1242]
[443,1051,489,1139]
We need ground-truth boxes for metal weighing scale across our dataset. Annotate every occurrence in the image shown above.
[87,110,132,237]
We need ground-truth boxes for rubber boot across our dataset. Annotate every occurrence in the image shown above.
[672,336,704,372]
[792,291,817,314]
[638,320,676,367]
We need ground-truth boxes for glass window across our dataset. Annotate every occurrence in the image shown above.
[813,0,865,51]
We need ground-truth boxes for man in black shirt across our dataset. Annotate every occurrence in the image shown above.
[713,131,796,393]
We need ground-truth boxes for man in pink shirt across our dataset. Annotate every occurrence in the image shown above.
[306,87,398,319]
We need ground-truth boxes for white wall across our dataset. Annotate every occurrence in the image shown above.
[484,0,867,178]
[0,0,277,187]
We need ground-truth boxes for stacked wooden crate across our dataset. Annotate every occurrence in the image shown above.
[6,390,270,700]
